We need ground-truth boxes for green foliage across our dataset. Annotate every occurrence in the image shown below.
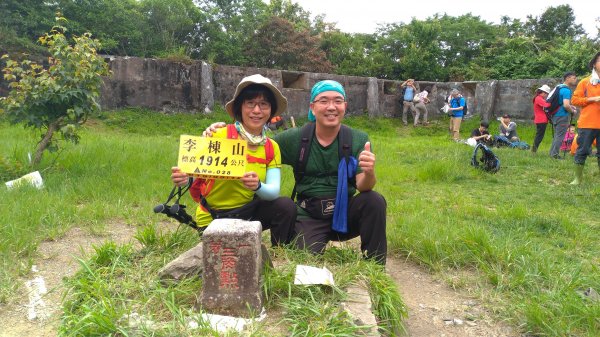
[0,26,48,56]
[155,46,194,64]
[3,1,599,81]
[139,0,203,57]
[0,155,27,182]
[320,31,378,76]
[530,4,586,41]
[58,0,147,56]
[0,0,57,41]
[0,16,110,165]
[245,16,333,73]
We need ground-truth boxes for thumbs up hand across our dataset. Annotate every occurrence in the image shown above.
[358,142,375,175]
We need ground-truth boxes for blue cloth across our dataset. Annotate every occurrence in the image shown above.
[403,87,414,101]
[332,155,357,233]
[308,80,346,121]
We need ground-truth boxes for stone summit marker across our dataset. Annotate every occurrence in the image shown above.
[200,219,263,318]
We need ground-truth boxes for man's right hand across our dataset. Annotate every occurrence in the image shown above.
[203,122,227,137]
[171,167,189,187]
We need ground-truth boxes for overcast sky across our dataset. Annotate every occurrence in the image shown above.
[291,0,598,38]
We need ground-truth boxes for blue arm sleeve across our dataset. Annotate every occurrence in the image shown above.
[255,167,281,201]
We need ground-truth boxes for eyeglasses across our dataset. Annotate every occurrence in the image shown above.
[244,100,271,110]
[313,98,346,106]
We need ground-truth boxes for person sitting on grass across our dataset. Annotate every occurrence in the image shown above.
[498,114,519,142]
[467,121,493,147]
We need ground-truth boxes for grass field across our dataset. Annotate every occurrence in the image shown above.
[1,108,599,336]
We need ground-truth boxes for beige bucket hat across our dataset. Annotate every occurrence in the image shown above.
[225,74,288,118]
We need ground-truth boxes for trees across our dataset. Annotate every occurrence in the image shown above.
[1,1,598,83]
[0,17,109,165]
[245,16,332,73]
[57,0,147,56]
[528,5,585,41]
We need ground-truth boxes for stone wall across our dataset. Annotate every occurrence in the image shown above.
[97,56,563,122]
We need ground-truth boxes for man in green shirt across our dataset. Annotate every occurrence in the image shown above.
[273,80,387,264]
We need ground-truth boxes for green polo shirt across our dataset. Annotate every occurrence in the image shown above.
[273,125,368,199]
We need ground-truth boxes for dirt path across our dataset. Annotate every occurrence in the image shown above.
[0,222,138,337]
[387,257,517,337]
[0,224,518,337]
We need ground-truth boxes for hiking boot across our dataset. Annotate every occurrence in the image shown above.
[531,146,537,154]
[570,164,584,185]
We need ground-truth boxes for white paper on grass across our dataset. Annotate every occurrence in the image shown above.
[5,171,44,190]
[294,265,335,286]
[188,308,267,333]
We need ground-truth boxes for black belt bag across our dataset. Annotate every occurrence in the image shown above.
[297,195,336,219]
[202,197,260,220]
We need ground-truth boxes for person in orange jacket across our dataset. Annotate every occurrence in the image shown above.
[570,51,600,184]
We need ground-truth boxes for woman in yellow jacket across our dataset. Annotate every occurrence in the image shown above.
[570,51,600,185]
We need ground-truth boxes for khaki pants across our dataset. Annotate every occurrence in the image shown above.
[449,117,462,140]
[414,102,428,125]
[402,101,415,125]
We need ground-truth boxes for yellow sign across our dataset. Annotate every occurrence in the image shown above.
[177,135,247,179]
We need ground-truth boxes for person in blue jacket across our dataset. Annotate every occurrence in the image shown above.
[448,88,465,141]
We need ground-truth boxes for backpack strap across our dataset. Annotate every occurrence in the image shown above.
[227,123,274,165]
[291,122,316,200]
[248,138,273,164]
[189,178,215,203]
[226,123,237,139]
[291,123,355,201]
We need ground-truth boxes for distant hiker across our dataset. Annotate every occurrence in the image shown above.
[498,114,519,142]
[549,72,578,159]
[400,78,418,126]
[531,84,552,153]
[413,85,432,126]
[570,51,600,185]
[170,74,296,246]
[448,88,466,141]
[467,121,493,147]
[560,125,576,157]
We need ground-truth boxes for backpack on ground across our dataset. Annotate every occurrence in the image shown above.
[494,135,530,150]
[509,141,530,150]
[544,84,567,120]
[291,122,354,201]
[471,143,500,173]
[189,124,274,204]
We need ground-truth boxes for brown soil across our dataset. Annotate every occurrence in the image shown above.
[0,224,519,337]
[387,257,517,336]
[0,222,138,337]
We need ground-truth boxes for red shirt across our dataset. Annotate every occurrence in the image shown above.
[533,94,550,124]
